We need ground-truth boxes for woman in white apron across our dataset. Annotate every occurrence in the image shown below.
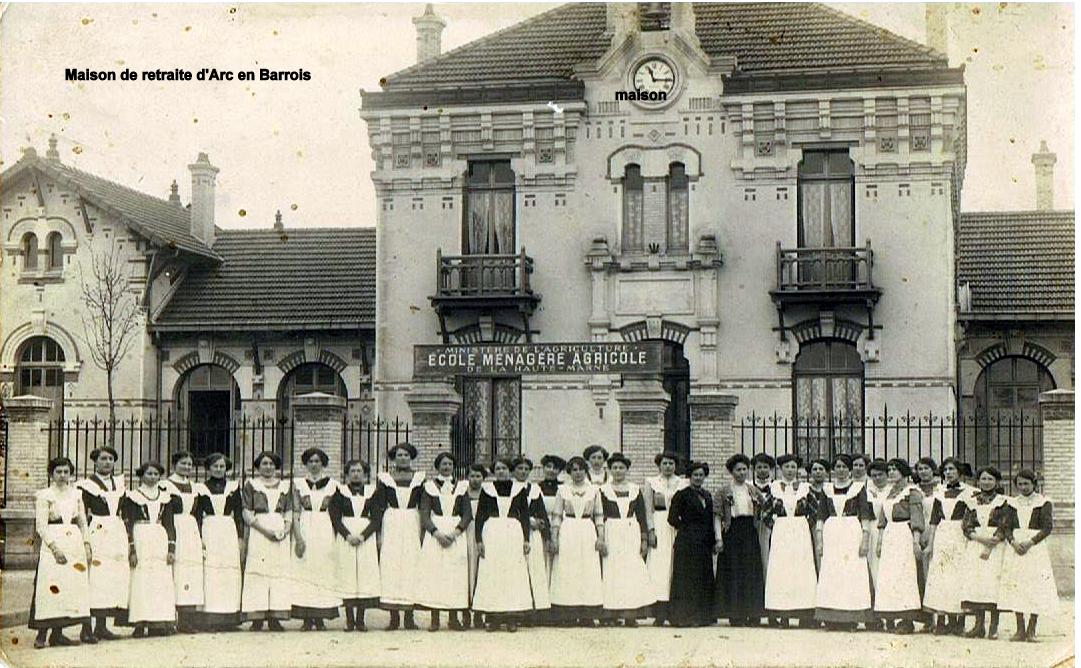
[377,443,425,630]
[160,451,204,633]
[643,451,686,626]
[912,456,941,632]
[76,447,127,642]
[549,457,603,627]
[241,452,293,631]
[330,459,383,632]
[122,461,178,638]
[512,457,552,623]
[873,459,925,634]
[864,460,890,593]
[813,454,873,629]
[763,454,818,626]
[417,452,472,631]
[961,466,1009,639]
[290,447,342,630]
[715,454,767,627]
[583,445,609,487]
[999,468,1060,642]
[923,457,974,636]
[29,457,92,649]
[472,459,533,632]
[462,464,488,630]
[751,452,775,623]
[538,455,565,618]
[596,454,656,626]
[194,453,243,630]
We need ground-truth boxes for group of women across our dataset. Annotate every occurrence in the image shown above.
[27,443,1060,647]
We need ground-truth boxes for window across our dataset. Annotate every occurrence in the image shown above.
[661,342,690,466]
[458,376,521,462]
[793,339,864,459]
[15,336,66,447]
[21,232,38,271]
[46,232,63,271]
[667,162,689,252]
[622,164,644,252]
[177,364,240,461]
[277,362,348,422]
[970,356,1054,475]
[798,150,855,285]
[463,160,515,255]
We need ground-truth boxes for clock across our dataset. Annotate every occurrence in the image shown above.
[631,57,678,105]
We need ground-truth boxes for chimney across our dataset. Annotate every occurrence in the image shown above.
[273,209,284,232]
[187,152,219,245]
[45,134,61,162]
[925,3,949,60]
[168,180,181,206]
[605,3,638,41]
[1031,140,1057,211]
[412,4,446,64]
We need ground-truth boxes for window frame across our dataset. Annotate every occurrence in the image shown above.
[462,158,516,255]
[21,232,39,271]
[621,163,645,253]
[666,161,690,252]
[796,149,856,249]
[46,231,63,272]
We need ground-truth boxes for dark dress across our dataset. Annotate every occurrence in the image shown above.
[667,486,716,627]
[714,483,766,623]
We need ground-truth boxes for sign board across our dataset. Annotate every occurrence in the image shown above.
[414,341,664,377]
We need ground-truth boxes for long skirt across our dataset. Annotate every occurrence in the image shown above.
[716,517,765,621]
[961,527,1006,611]
[466,519,481,605]
[602,518,655,615]
[127,523,176,625]
[241,513,292,620]
[335,517,381,605]
[29,523,90,629]
[472,518,533,613]
[668,528,715,627]
[923,519,968,614]
[415,516,469,610]
[200,516,242,623]
[379,507,421,609]
[756,520,771,574]
[998,528,1060,615]
[86,515,129,616]
[814,516,871,622]
[172,515,204,608]
[764,516,817,614]
[549,517,603,615]
[866,522,881,590]
[526,528,551,611]
[291,511,342,619]
[874,521,921,618]
[647,508,677,605]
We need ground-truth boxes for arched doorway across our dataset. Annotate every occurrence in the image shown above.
[793,339,864,459]
[661,342,690,466]
[16,336,65,452]
[276,362,348,423]
[971,356,1054,471]
[175,364,240,461]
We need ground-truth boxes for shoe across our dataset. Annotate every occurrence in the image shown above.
[965,626,986,639]
[987,629,999,640]
[314,620,326,632]
[486,623,498,633]
[448,618,464,631]
[428,624,440,633]
[49,632,78,647]
[894,621,914,635]
[387,617,400,631]
[344,620,355,632]
[95,628,120,641]
[132,626,147,638]
[355,622,368,632]
[506,623,518,633]
[79,630,98,644]
[1010,630,1027,642]
[933,622,949,636]
[267,620,285,632]
[461,615,471,631]
[625,619,638,628]
[403,616,418,631]
[653,618,666,627]
[249,621,264,632]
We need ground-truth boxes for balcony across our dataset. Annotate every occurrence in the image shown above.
[429,248,541,342]
[769,241,881,307]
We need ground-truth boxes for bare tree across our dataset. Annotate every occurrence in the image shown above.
[79,239,141,438]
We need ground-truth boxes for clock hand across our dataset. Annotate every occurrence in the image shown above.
[648,67,657,82]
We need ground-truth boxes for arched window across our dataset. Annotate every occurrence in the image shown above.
[622,163,644,252]
[16,337,66,438]
[46,232,63,271]
[666,162,689,252]
[971,356,1054,475]
[21,232,39,271]
[276,362,348,421]
[793,339,864,458]
[175,364,241,461]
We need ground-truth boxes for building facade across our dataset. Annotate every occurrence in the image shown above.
[362,2,969,475]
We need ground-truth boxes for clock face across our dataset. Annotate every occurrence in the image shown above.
[632,58,676,99]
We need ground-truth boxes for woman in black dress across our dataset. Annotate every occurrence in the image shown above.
[714,454,766,627]
[667,461,717,627]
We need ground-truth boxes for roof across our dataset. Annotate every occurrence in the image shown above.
[1,150,219,261]
[152,228,376,332]
[957,210,1075,318]
[379,2,949,90]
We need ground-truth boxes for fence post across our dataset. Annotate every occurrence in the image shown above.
[616,377,670,484]
[405,381,461,474]
[0,396,54,569]
[689,392,739,481]
[1038,389,1074,597]
[291,392,347,480]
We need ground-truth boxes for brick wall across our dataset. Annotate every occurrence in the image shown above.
[689,393,739,481]
[621,411,665,483]
[1039,389,1074,596]
[291,393,346,480]
[1,396,54,568]
[405,382,460,475]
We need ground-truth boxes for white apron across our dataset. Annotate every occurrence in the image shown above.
[199,480,242,615]
[77,476,129,613]
[874,490,921,614]
[525,483,552,610]
[923,491,971,614]
[865,483,888,588]
[962,494,1008,608]
[600,483,655,613]
[378,471,424,607]
[31,487,90,626]
[241,479,292,617]
[416,480,470,610]
[754,482,772,573]
[472,482,534,613]
[127,490,177,624]
[291,478,342,612]
[815,482,871,614]
[550,486,603,608]
[466,493,482,604]
[162,477,204,607]
[998,497,1059,615]
[764,481,817,612]
[646,475,686,603]
[335,484,381,602]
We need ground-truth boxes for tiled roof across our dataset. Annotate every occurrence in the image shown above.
[957,210,1075,316]
[1,150,219,261]
[381,3,948,89]
[152,228,376,331]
